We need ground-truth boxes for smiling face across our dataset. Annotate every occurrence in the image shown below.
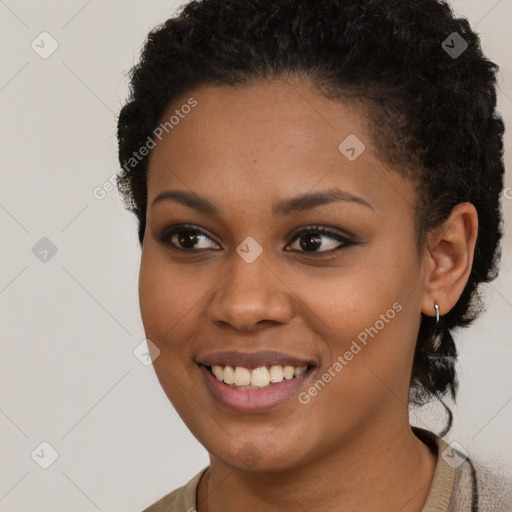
[139,78,429,471]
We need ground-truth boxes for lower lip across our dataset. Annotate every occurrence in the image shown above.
[199,365,314,413]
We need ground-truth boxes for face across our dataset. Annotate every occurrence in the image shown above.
[139,78,427,472]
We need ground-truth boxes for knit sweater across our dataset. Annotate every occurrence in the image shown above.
[142,428,511,511]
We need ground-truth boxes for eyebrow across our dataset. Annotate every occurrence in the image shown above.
[151,187,374,216]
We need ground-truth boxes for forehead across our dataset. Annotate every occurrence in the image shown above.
[146,79,416,217]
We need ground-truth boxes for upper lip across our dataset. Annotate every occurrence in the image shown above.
[197,350,317,369]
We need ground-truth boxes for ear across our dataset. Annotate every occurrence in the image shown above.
[420,202,478,318]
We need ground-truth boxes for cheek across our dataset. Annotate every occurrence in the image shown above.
[293,273,410,379]
[139,240,193,315]
[138,247,214,417]
[285,247,414,339]
[286,247,421,405]
[138,246,196,350]
[138,242,224,370]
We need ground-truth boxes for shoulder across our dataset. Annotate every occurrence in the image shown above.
[413,427,511,512]
[141,468,208,512]
[450,455,512,512]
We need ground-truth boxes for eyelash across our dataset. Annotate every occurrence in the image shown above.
[157,224,357,257]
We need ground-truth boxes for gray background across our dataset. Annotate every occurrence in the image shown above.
[1,1,511,511]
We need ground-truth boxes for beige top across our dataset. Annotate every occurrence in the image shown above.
[142,428,511,512]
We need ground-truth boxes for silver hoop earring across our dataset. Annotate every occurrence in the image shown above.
[434,300,440,324]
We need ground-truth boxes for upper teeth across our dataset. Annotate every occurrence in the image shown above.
[211,364,307,388]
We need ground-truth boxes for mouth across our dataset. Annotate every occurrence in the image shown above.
[201,363,313,390]
[196,351,317,413]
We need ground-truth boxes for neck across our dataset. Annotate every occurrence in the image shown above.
[197,419,437,512]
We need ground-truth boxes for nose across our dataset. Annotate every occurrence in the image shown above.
[207,253,294,331]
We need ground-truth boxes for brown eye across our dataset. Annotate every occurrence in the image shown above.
[158,225,221,251]
[175,229,199,249]
[286,225,356,255]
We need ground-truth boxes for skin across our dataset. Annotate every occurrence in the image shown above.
[139,78,478,511]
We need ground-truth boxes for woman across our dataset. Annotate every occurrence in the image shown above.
[116,0,510,510]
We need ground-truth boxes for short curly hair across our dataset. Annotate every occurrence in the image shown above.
[117,0,505,434]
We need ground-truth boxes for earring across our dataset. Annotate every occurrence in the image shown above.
[434,300,440,324]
